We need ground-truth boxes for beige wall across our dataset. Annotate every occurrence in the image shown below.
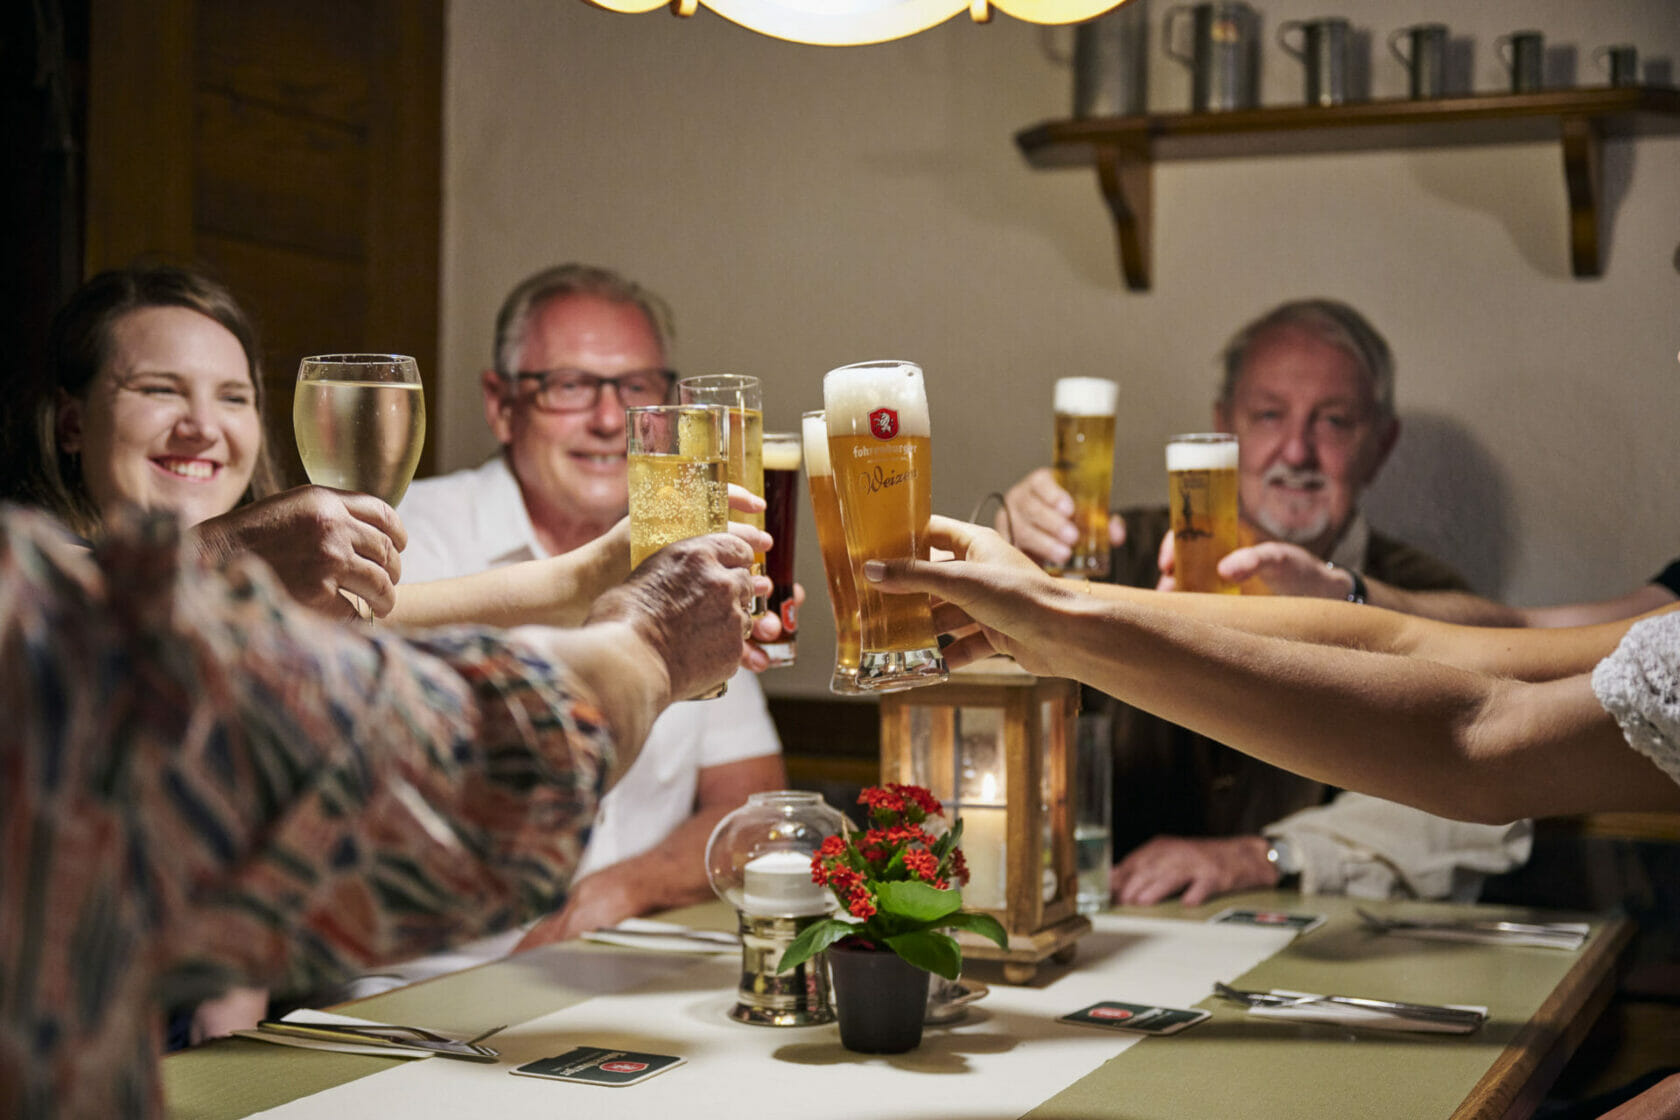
[438,0,1680,699]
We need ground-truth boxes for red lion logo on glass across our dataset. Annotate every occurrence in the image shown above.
[869,407,898,440]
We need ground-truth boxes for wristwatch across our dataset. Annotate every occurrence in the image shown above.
[1265,837,1301,885]
[1324,561,1368,604]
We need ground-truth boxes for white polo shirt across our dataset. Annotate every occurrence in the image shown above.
[398,455,782,881]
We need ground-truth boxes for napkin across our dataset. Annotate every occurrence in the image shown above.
[580,917,740,954]
[234,1010,435,1059]
[1245,990,1487,1034]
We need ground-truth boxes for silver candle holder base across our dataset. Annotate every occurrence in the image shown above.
[728,911,834,1026]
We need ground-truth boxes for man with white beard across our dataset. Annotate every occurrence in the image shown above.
[1000,299,1529,909]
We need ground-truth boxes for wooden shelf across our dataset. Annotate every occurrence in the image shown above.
[1015,86,1680,291]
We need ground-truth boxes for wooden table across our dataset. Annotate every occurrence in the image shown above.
[164,891,1629,1119]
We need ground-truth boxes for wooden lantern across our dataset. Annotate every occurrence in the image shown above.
[879,657,1092,982]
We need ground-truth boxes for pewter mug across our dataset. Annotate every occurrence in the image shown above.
[1594,43,1638,87]
[1164,2,1260,112]
[1496,29,1544,93]
[1073,0,1151,118]
[1388,22,1446,99]
[1278,17,1349,106]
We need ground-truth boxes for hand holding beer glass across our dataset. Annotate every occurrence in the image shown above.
[678,374,765,614]
[1048,376,1119,578]
[802,410,863,694]
[758,430,802,668]
[627,404,732,697]
[822,360,947,691]
[1166,433,1241,594]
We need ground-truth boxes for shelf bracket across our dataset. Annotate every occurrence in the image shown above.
[1093,140,1152,292]
[1559,114,1603,279]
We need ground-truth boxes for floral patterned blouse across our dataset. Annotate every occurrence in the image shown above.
[0,507,617,1118]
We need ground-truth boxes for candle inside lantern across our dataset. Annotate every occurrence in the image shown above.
[957,772,1008,911]
[741,849,831,916]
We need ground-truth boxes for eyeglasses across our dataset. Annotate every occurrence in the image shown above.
[509,368,676,412]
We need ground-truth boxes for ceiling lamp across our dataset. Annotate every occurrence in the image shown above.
[583,0,1129,47]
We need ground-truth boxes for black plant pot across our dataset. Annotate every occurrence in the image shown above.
[826,940,932,1054]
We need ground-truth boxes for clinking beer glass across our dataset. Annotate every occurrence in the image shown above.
[1166,432,1241,594]
[1048,376,1119,577]
[802,411,863,694]
[822,360,947,692]
[678,374,766,615]
[758,430,802,668]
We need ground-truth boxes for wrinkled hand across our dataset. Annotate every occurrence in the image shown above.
[514,872,641,951]
[997,468,1125,569]
[586,532,755,701]
[864,515,1067,675]
[190,486,406,618]
[1219,541,1349,599]
[1110,835,1278,906]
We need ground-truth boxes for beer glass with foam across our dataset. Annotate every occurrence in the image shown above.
[802,411,864,694]
[1049,377,1119,577]
[1166,433,1240,594]
[821,360,947,691]
[678,374,765,614]
[758,430,802,668]
[627,404,731,697]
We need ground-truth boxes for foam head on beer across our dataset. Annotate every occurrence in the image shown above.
[823,360,932,441]
[1165,433,1239,473]
[1053,377,1119,417]
[802,412,831,475]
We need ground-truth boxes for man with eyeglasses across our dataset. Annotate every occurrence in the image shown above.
[380,264,785,978]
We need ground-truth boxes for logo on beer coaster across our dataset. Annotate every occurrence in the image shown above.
[869,407,898,440]
[1090,1007,1134,1020]
[600,1061,649,1073]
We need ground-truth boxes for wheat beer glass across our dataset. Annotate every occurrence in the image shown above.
[294,354,426,507]
[1166,432,1240,594]
[627,404,731,697]
[678,374,765,614]
[759,430,802,668]
[1049,376,1119,577]
[822,360,947,691]
[802,411,863,694]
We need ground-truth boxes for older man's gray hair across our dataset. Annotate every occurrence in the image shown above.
[1217,299,1395,422]
[492,263,676,379]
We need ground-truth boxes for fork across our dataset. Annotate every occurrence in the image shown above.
[1212,981,1486,1027]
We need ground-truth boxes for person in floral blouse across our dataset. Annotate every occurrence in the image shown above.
[0,504,755,1119]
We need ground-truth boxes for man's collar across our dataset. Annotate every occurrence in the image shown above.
[1325,511,1371,571]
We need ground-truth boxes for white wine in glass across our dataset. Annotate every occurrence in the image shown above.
[294,354,426,507]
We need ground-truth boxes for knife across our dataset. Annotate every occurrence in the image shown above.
[254,1019,501,1061]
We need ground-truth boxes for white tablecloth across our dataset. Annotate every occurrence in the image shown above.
[252,914,1297,1119]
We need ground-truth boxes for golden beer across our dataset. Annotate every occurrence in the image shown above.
[1049,377,1119,577]
[1166,433,1240,594]
[802,411,863,694]
[679,375,766,613]
[822,360,946,691]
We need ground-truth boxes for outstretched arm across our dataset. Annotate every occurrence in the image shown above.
[866,517,1679,823]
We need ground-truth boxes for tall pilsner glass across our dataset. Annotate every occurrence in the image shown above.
[758,430,802,668]
[1166,432,1241,594]
[802,410,863,695]
[627,404,731,698]
[822,360,947,691]
[1048,376,1119,577]
[294,354,426,507]
[678,374,765,615]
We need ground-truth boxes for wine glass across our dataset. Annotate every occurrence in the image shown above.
[293,354,426,508]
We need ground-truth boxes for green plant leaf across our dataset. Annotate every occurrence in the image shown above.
[776,918,858,974]
[942,910,1009,949]
[884,929,962,980]
[877,880,962,923]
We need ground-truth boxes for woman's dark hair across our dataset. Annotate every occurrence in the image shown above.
[2,263,281,537]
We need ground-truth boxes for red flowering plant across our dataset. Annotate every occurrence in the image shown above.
[777,784,1007,980]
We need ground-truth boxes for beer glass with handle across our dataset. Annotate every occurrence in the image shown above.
[758,430,802,668]
[802,410,863,694]
[1048,376,1119,577]
[294,354,426,616]
[1166,432,1241,594]
[678,374,765,615]
[821,360,947,692]
[626,403,732,698]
